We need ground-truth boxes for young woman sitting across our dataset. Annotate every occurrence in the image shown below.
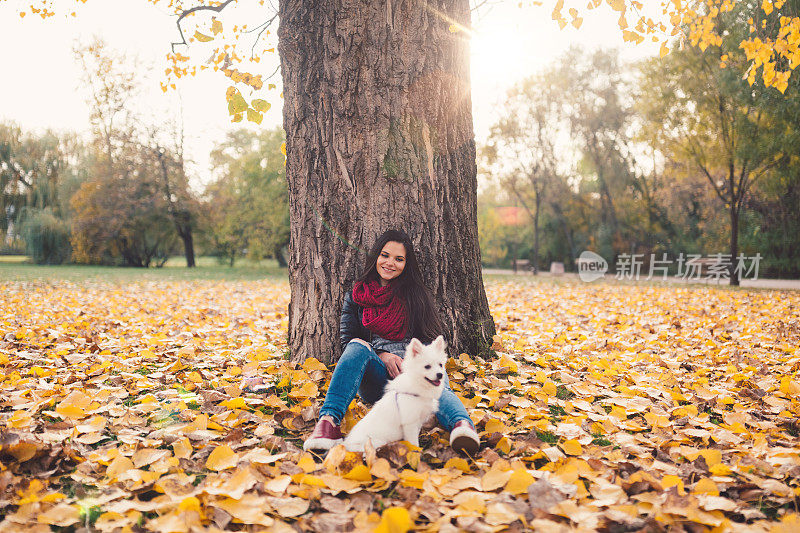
[303,229,480,455]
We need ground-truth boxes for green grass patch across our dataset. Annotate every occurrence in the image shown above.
[535,430,557,444]
[757,499,792,521]
[79,504,103,526]
[0,256,287,282]
[121,396,137,408]
[704,408,724,425]
[591,435,612,446]
[556,385,575,400]
[0,255,28,263]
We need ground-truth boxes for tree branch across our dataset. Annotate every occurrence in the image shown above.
[171,0,238,53]
[509,181,536,222]
[738,154,785,209]
[695,157,728,204]
[246,13,279,58]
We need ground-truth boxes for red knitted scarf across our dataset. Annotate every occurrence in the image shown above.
[352,279,407,341]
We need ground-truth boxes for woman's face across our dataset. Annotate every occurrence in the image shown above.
[376,241,406,286]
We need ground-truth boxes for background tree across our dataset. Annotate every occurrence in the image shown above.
[206,127,289,266]
[0,123,73,262]
[638,4,790,285]
[70,139,178,267]
[144,123,198,267]
[740,0,800,277]
[484,71,570,273]
[476,201,510,267]
[70,38,199,267]
[743,158,800,277]
[483,49,668,271]
[552,49,649,262]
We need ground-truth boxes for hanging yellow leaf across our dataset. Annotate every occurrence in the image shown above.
[251,98,271,113]
[227,92,248,115]
[193,31,214,42]
[247,108,263,125]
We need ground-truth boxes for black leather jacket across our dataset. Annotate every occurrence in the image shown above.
[339,291,409,357]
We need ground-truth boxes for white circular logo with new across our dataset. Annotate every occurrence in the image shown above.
[577,251,608,282]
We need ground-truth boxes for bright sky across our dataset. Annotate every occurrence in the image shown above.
[0,0,660,185]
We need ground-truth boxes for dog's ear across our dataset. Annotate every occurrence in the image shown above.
[406,338,423,358]
[433,335,446,351]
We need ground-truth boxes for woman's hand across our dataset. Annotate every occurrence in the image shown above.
[378,351,403,378]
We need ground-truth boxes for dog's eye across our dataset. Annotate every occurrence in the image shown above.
[425,365,431,369]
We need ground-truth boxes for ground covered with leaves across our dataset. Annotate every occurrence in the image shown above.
[1,278,799,532]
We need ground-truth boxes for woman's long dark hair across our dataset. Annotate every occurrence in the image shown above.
[356,229,444,343]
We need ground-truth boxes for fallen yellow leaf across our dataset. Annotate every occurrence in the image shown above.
[205,444,239,471]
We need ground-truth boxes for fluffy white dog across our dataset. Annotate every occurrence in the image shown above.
[344,336,447,452]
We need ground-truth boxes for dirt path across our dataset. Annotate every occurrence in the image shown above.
[483,269,800,290]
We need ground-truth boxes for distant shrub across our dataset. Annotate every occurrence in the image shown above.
[20,208,72,264]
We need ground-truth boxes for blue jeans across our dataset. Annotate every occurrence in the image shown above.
[319,340,472,431]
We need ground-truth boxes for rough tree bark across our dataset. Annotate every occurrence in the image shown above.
[278,0,495,363]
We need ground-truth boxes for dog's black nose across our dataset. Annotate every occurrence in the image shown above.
[435,372,443,380]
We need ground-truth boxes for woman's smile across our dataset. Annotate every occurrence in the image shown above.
[376,241,406,285]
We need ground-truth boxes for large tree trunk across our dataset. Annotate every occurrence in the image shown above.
[278,0,495,363]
